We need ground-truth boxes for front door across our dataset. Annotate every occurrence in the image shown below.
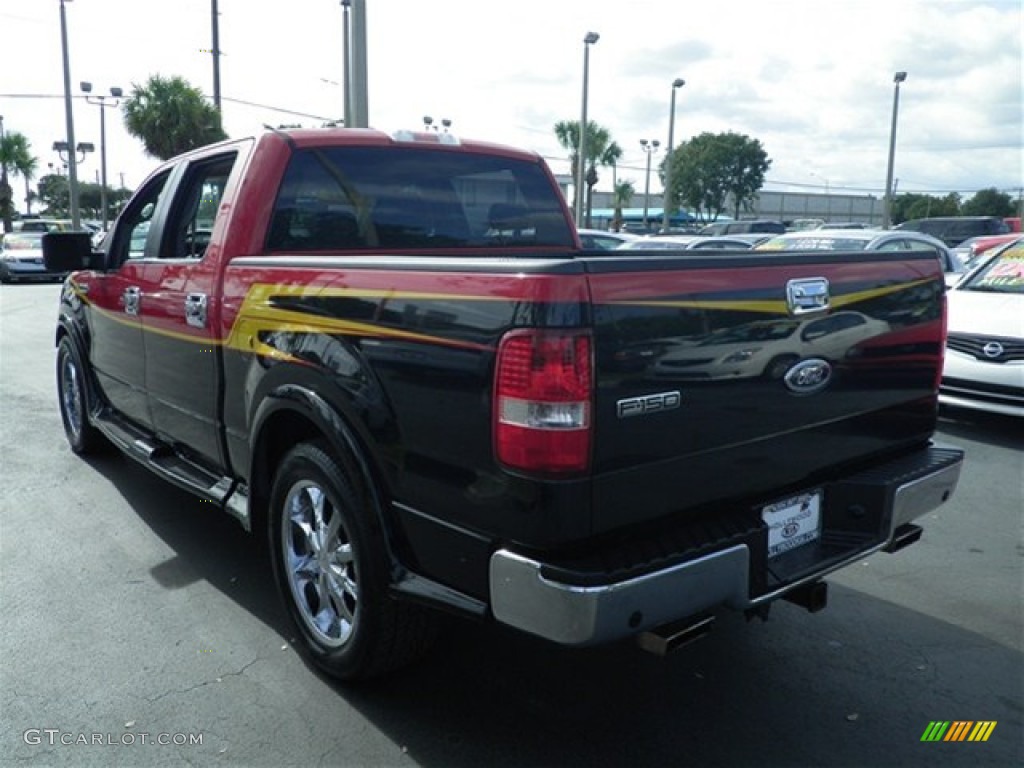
[85,171,172,429]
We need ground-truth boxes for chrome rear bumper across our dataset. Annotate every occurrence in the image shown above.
[489,444,964,646]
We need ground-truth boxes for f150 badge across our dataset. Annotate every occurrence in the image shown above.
[617,391,681,418]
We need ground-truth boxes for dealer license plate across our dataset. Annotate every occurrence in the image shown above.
[762,490,822,558]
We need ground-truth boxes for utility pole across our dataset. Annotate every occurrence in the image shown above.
[350,0,368,127]
[59,0,82,229]
[211,0,222,111]
[882,71,908,230]
[341,0,352,126]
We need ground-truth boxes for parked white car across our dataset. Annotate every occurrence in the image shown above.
[654,311,891,381]
[756,229,965,287]
[940,237,1024,417]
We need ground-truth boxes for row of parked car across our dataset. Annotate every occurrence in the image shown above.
[580,227,965,282]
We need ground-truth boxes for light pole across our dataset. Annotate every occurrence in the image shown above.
[575,31,599,228]
[640,139,660,230]
[58,0,82,229]
[340,0,351,126]
[882,71,907,229]
[662,78,685,232]
[81,82,123,231]
[210,0,222,111]
[53,141,93,219]
[349,0,369,127]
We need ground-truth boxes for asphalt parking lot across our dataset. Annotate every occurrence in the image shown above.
[1,281,1021,768]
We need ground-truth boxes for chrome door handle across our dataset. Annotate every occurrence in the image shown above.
[185,293,208,329]
[123,287,141,316]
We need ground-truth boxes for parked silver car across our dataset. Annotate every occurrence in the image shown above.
[756,229,965,286]
[940,237,1024,417]
[0,231,68,283]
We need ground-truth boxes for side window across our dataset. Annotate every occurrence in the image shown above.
[801,316,837,341]
[163,153,237,260]
[108,171,171,266]
[801,313,863,340]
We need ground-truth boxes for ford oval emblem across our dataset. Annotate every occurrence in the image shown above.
[784,358,833,395]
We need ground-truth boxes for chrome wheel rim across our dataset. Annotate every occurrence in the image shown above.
[59,352,83,442]
[281,480,357,648]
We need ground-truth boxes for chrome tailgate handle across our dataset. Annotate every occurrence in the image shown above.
[185,293,208,328]
[787,277,830,315]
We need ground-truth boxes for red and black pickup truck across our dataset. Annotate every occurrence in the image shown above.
[44,128,964,680]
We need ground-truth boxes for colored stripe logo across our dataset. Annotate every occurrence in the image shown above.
[921,721,997,742]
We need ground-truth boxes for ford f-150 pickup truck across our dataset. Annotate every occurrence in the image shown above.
[44,128,964,680]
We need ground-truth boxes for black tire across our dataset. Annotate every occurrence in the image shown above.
[268,441,438,680]
[56,336,108,454]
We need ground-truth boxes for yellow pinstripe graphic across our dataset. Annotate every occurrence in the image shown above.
[223,283,489,360]
[66,281,492,353]
[68,281,230,345]
[607,277,935,314]
[250,284,510,303]
[67,276,933,354]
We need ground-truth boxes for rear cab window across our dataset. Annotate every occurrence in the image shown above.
[266,146,574,252]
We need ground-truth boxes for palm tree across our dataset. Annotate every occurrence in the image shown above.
[0,131,33,232]
[123,75,227,161]
[612,180,635,232]
[594,140,622,226]
[13,142,38,217]
[554,120,621,227]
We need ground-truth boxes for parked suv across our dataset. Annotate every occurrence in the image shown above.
[895,216,1009,247]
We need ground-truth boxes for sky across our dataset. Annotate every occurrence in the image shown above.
[1,0,1021,205]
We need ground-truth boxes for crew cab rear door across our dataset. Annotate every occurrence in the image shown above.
[133,145,248,469]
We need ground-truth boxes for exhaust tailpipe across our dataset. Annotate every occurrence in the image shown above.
[783,580,828,613]
[637,614,715,656]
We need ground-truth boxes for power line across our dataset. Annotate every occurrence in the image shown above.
[0,92,340,123]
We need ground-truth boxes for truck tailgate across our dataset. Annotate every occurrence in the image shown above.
[584,250,946,535]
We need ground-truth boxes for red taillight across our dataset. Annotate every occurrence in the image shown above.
[494,330,592,474]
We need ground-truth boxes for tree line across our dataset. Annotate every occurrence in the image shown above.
[554,119,1018,229]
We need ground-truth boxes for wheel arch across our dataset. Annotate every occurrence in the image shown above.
[248,386,401,572]
[55,311,83,352]
[55,312,107,418]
